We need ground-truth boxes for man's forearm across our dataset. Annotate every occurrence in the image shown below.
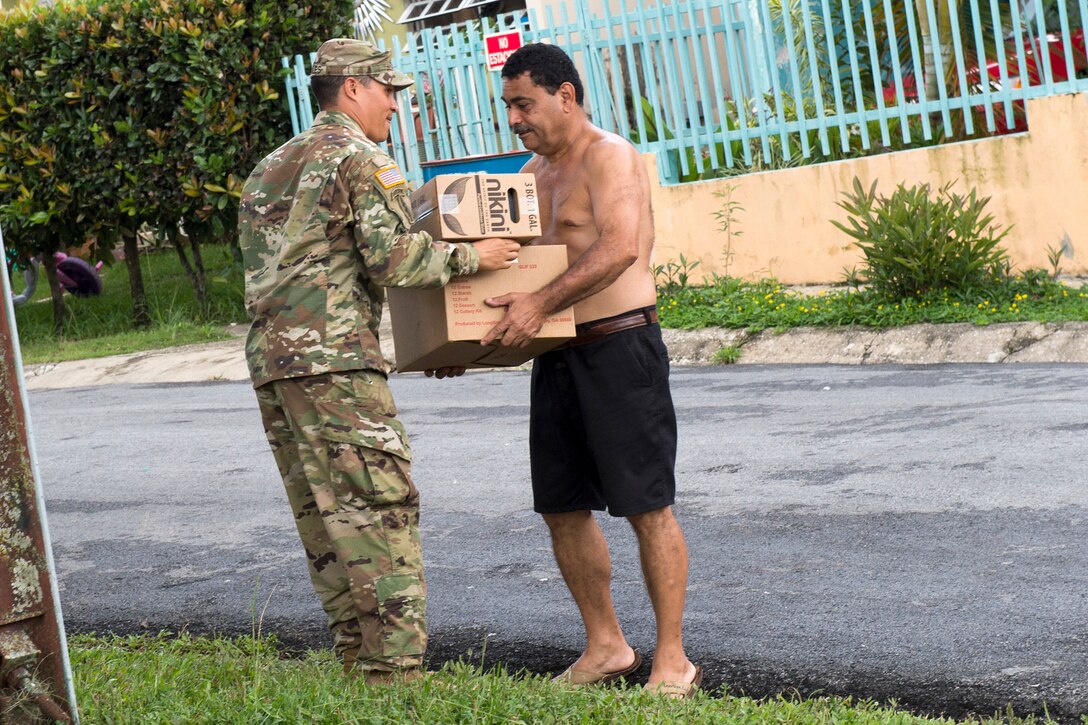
[533,241,637,314]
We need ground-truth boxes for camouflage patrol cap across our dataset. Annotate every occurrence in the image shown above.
[311,38,414,90]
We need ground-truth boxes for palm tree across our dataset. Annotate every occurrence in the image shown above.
[915,0,953,101]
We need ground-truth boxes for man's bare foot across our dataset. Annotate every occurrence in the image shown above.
[645,658,697,688]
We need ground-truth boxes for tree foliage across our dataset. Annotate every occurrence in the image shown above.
[0,0,352,330]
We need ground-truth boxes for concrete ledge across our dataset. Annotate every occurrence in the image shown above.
[663,321,1088,366]
[22,321,1088,390]
[22,340,252,390]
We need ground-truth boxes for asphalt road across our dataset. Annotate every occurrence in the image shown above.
[28,365,1088,721]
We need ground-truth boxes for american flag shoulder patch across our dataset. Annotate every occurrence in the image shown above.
[374,164,406,189]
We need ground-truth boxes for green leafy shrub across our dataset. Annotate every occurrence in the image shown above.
[832,178,1011,299]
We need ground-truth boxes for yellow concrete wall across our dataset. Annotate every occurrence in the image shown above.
[648,92,1088,284]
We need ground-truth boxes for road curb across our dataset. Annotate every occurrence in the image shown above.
[663,321,1088,366]
[22,321,1088,390]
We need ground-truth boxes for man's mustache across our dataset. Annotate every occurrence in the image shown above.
[511,125,532,134]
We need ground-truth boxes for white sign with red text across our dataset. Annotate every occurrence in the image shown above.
[484,31,523,70]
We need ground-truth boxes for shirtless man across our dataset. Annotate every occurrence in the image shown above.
[480,43,700,697]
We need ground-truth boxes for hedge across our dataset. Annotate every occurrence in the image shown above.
[0,0,352,330]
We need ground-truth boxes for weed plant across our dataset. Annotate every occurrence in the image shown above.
[69,633,1051,725]
[713,344,743,365]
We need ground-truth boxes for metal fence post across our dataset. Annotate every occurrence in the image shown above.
[0,227,78,725]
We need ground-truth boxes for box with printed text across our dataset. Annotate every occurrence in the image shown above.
[387,245,574,373]
[409,173,541,242]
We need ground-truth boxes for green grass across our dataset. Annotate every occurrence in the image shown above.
[10,245,247,364]
[11,246,1088,367]
[67,633,1053,725]
[657,276,1088,331]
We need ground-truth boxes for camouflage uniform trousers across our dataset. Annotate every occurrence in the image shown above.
[254,370,425,673]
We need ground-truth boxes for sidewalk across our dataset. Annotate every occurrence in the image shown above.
[22,320,1088,390]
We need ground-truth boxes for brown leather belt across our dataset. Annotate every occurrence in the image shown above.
[557,306,659,349]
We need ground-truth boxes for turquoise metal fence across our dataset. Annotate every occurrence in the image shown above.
[284,0,1088,185]
[284,12,528,186]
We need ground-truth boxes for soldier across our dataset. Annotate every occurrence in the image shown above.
[238,38,520,684]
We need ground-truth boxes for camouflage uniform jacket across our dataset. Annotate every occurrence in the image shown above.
[240,110,479,389]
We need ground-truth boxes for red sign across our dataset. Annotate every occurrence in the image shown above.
[484,31,523,70]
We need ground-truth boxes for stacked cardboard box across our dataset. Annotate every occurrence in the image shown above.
[410,173,542,242]
[387,173,576,373]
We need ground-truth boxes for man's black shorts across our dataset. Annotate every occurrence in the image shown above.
[529,318,677,517]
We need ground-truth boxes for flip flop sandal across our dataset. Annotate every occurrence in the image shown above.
[553,649,642,686]
[646,664,703,699]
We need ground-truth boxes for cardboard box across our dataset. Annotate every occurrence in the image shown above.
[387,245,575,372]
[410,173,541,242]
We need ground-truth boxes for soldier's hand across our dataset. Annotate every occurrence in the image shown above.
[425,367,467,379]
[474,238,521,271]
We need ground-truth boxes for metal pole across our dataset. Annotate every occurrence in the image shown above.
[0,226,79,724]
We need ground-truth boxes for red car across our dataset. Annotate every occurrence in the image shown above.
[882,28,1087,134]
[971,27,1087,132]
